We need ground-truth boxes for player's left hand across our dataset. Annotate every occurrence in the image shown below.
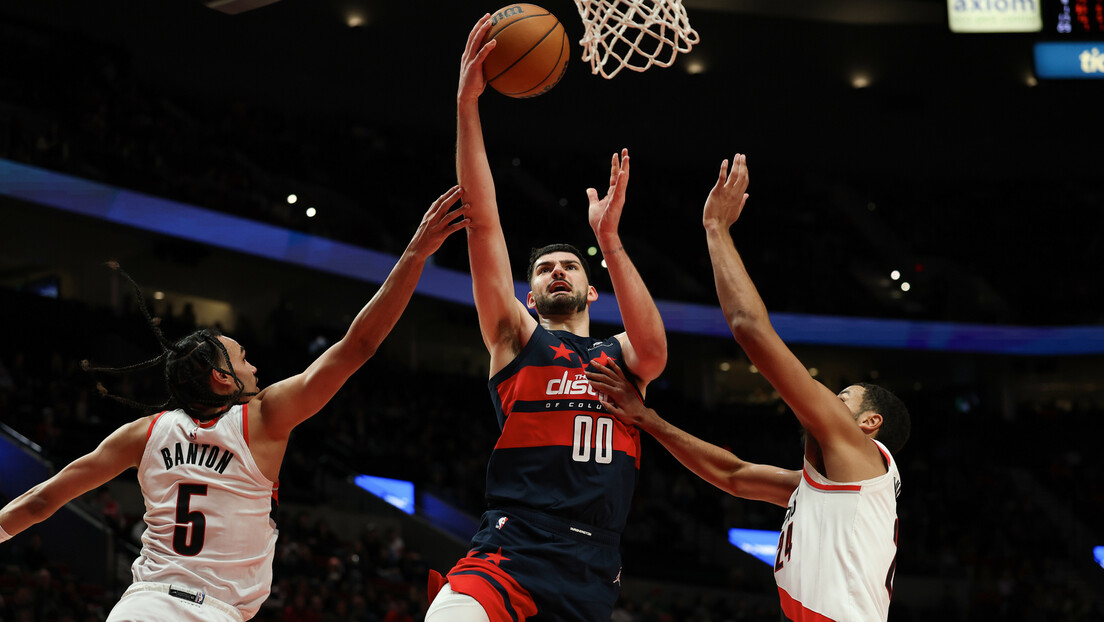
[409,185,470,257]
[586,358,650,428]
[702,153,750,231]
[587,149,629,246]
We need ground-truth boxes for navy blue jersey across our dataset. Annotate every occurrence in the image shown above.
[485,325,641,532]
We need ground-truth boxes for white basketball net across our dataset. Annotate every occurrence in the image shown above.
[574,0,700,79]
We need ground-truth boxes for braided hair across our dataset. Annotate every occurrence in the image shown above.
[82,263,255,421]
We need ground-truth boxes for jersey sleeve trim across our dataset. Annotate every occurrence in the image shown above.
[242,403,250,446]
[802,469,861,493]
[146,411,168,442]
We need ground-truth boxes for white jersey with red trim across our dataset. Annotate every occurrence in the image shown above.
[773,440,900,622]
[132,405,278,620]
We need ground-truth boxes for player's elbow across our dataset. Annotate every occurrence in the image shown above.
[727,311,770,344]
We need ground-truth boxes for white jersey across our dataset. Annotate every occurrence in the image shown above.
[132,405,278,620]
[773,440,900,622]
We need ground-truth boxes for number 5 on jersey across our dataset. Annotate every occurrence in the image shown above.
[571,415,614,464]
[174,483,208,556]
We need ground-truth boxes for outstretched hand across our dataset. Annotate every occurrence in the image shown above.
[459,14,497,104]
[702,153,750,231]
[409,185,470,257]
[587,149,630,244]
[585,358,653,430]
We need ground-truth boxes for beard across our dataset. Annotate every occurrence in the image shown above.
[533,290,588,316]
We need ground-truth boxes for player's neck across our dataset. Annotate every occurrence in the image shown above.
[538,312,590,337]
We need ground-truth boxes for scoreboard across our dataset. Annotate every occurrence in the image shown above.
[1049,0,1104,35]
[1036,0,1104,78]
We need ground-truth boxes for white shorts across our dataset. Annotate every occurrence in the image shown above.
[425,584,491,622]
[108,582,245,622]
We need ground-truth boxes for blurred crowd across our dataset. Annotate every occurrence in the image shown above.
[3,13,1102,326]
[2,8,1103,621]
[1,284,1102,621]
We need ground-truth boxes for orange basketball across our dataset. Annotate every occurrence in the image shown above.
[483,4,570,98]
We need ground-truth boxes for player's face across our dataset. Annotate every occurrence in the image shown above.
[529,251,591,316]
[837,385,867,420]
[218,336,259,394]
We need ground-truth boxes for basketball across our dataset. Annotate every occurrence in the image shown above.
[483,4,570,98]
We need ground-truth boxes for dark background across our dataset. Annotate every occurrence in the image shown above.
[1,1,1103,621]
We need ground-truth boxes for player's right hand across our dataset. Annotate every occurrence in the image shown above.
[459,14,497,104]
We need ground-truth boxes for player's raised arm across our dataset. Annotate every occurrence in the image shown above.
[586,360,799,506]
[702,155,873,472]
[0,416,150,539]
[254,187,468,437]
[587,150,667,386]
[457,14,538,373]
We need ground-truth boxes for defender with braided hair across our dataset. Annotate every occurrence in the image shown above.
[0,186,470,622]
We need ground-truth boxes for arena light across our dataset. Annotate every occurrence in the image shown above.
[728,528,779,566]
[10,158,1104,354]
[354,474,414,514]
[685,59,707,75]
[345,11,367,28]
[1095,546,1104,570]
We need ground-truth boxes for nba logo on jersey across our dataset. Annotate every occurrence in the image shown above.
[188,426,199,440]
[496,517,509,530]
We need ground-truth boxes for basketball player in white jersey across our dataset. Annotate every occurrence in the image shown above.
[586,154,911,622]
[0,186,470,621]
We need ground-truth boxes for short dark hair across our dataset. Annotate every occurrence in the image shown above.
[526,243,592,286]
[857,383,910,455]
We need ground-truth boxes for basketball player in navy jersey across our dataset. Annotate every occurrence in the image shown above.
[586,154,911,622]
[0,187,469,621]
[425,14,668,622]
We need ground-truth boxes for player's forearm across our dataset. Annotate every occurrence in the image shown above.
[704,224,771,341]
[604,247,667,373]
[643,411,745,496]
[0,490,50,537]
[456,100,519,330]
[456,101,497,215]
[342,248,427,359]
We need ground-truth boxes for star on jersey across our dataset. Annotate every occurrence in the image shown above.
[589,351,616,368]
[480,547,510,566]
[549,343,574,362]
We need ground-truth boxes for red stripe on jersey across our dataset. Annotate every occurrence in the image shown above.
[495,410,640,459]
[497,365,601,406]
[242,403,250,446]
[447,553,538,622]
[191,416,219,429]
[146,411,168,441]
[778,586,838,622]
[873,439,891,467]
[802,469,861,493]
